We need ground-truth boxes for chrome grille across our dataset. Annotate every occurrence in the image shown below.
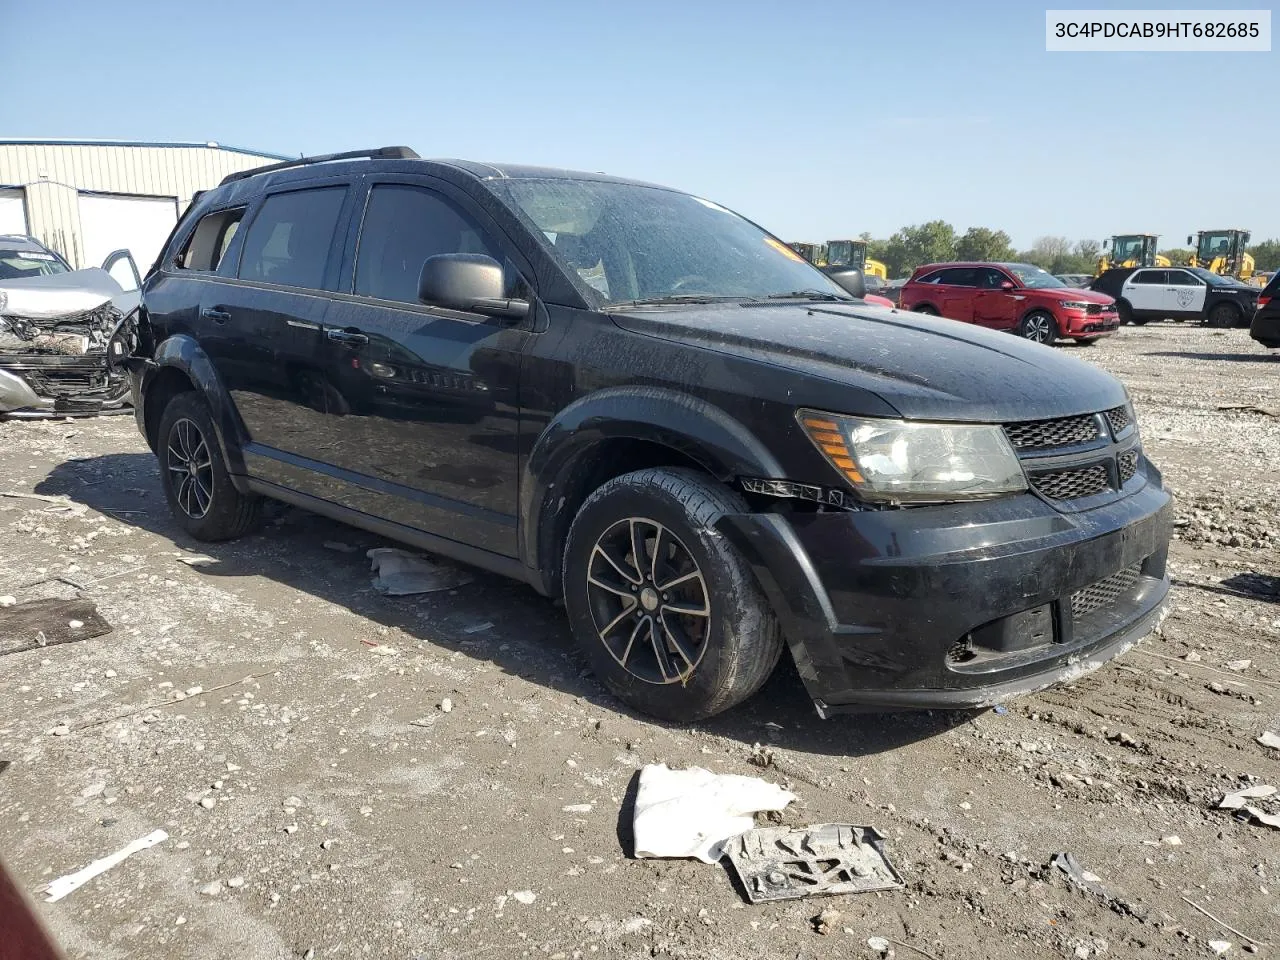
[1030,464,1110,501]
[1085,304,1115,315]
[1105,405,1133,436]
[1004,414,1101,451]
[1070,564,1142,620]
[1118,450,1139,484]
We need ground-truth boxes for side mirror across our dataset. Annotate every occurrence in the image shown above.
[1000,280,1015,291]
[821,265,866,299]
[1186,235,1194,246]
[418,254,529,319]
[1102,239,1110,249]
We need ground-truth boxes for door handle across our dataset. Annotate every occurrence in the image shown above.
[326,328,369,345]
[201,307,231,324]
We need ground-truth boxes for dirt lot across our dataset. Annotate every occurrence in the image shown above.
[1,323,1278,960]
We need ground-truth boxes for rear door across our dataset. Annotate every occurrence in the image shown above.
[971,266,1021,330]
[933,266,978,321]
[1163,269,1208,319]
[200,180,357,466]
[1122,269,1167,316]
[310,177,538,556]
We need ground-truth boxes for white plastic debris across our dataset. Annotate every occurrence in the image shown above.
[562,803,593,814]
[1257,732,1280,750]
[367,548,473,595]
[632,763,796,863]
[1209,940,1232,955]
[1225,659,1252,671]
[511,889,537,905]
[45,829,168,902]
[175,554,217,567]
[1219,785,1277,810]
[867,937,892,953]
[1242,807,1280,830]
[0,595,16,607]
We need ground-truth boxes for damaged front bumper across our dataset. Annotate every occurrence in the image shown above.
[0,273,139,419]
[718,468,1173,714]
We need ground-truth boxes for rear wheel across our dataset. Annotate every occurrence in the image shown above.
[562,467,784,722]
[911,304,939,316]
[1208,302,1240,328]
[157,392,261,541]
[1019,311,1057,345]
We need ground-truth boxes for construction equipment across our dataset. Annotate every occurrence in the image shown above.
[824,239,888,279]
[1096,234,1169,274]
[1187,229,1255,281]
[788,242,825,264]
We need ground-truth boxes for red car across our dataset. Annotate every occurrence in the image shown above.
[899,262,1120,345]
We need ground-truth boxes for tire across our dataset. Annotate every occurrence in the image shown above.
[1208,302,1240,328]
[1075,337,1100,346]
[911,304,939,316]
[157,392,261,541]
[1116,299,1133,325]
[562,467,784,722]
[1019,310,1057,345]
[1130,318,1150,326]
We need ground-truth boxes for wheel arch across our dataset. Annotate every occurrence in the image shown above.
[146,334,250,491]
[521,387,784,598]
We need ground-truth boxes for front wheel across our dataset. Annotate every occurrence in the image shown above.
[157,392,261,541]
[562,467,784,722]
[1019,311,1057,345]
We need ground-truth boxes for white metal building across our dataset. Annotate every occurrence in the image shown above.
[0,139,289,271]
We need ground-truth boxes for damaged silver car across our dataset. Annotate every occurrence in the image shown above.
[0,235,141,418]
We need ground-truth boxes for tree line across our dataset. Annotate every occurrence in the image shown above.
[857,222,1280,278]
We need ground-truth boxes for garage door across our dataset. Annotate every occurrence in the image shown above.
[77,193,178,272]
[0,189,27,235]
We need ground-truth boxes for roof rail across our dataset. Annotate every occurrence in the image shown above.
[218,145,420,185]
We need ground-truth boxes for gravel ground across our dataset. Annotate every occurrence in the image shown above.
[1,322,1278,960]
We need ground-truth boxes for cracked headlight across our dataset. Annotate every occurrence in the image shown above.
[799,410,1027,503]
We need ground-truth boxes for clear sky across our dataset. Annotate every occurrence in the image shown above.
[7,0,1277,247]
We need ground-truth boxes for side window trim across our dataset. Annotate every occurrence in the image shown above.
[231,176,357,293]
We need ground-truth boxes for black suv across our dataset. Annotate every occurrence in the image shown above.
[131,146,1172,721]
[1250,272,1280,347]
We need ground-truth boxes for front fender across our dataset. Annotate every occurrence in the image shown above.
[519,385,784,593]
[148,334,249,481]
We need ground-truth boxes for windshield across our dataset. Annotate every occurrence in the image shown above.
[1197,233,1234,260]
[1113,237,1146,262]
[1189,266,1234,286]
[0,249,69,280]
[496,179,851,305]
[1004,263,1066,289]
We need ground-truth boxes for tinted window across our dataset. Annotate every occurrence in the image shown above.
[916,270,945,285]
[1167,270,1202,286]
[935,267,977,286]
[976,267,1011,289]
[238,187,346,289]
[355,185,503,304]
[1131,270,1166,285]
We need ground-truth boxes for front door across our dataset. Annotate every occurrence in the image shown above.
[314,179,536,557]
[1163,269,1208,319]
[972,267,1021,330]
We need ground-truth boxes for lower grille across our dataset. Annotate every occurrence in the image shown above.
[1030,463,1110,501]
[1118,450,1139,484]
[1071,564,1142,620]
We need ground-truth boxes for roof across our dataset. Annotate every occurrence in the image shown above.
[0,234,53,252]
[0,138,291,161]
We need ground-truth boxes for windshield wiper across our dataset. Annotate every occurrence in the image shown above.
[607,294,753,308]
[765,290,853,302]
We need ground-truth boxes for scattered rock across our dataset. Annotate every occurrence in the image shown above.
[1162,835,1182,846]
[50,725,69,737]
[562,803,593,814]
[1184,651,1203,662]
[227,876,245,889]
[1226,660,1252,672]
[0,596,16,608]
[511,889,537,905]
[198,881,223,897]
[1209,941,1232,955]
[440,698,453,713]
[813,907,841,935]
[868,936,892,954]
[199,797,216,810]
[1257,732,1280,750]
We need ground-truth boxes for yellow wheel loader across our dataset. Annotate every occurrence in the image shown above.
[1096,234,1169,274]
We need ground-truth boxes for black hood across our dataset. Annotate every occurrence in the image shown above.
[610,302,1128,422]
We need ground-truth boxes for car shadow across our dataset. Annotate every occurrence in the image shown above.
[34,452,969,759]
[1142,351,1279,363]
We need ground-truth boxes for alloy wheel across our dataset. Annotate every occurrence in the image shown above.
[584,516,710,685]
[166,418,214,519]
[1023,314,1052,342]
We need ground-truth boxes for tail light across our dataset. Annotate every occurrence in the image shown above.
[1259,295,1271,308]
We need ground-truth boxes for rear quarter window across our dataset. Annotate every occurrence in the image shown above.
[178,207,245,272]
